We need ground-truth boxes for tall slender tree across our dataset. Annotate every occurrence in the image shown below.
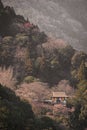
[77,60,86,81]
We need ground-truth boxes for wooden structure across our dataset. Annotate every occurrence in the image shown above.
[52,92,68,103]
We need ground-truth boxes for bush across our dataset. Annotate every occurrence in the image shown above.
[2,36,13,44]
[35,116,56,130]
[0,84,34,130]
[24,76,35,83]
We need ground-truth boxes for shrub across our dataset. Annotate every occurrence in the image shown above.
[24,76,35,83]
[0,84,34,130]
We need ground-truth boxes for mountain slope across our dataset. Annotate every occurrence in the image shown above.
[2,0,87,53]
[0,0,87,86]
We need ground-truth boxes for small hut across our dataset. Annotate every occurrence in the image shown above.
[52,92,68,103]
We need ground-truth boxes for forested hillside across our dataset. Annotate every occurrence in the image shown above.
[0,0,87,130]
[2,0,87,53]
[0,0,87,86]
[0,83,60,130]
[0,84,35,130]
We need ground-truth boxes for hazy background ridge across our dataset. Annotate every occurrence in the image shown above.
[2,0,87,53]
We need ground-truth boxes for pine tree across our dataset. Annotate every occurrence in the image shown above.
[77,61,86,81]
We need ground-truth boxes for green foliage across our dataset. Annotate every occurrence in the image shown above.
[35,116,56,130]
[71,52,87,69]
[0,84,61,130]
[68,80,87,130]
[71,54,87,87]
[2,36,13,44]
[24,76,35,83]
[30,31,47,45]
[59,45,75,67]
[50,58,60,69]
[0,0,86,86]
[15,34,29,46]
[0,84,34,130]
[77,61,86,81]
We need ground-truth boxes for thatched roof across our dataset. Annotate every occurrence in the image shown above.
[52,92,68,98]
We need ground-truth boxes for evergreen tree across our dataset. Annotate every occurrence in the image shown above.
[77,61,86,81]
[68,80,87,130]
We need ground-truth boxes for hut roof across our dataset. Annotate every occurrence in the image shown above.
[52,92,68,98]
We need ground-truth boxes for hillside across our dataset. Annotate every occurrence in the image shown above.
[0,84,35,130]
[0,0,87,86]
[2,0,87,53]
[0,84,61,130]
[0,1,87,130]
